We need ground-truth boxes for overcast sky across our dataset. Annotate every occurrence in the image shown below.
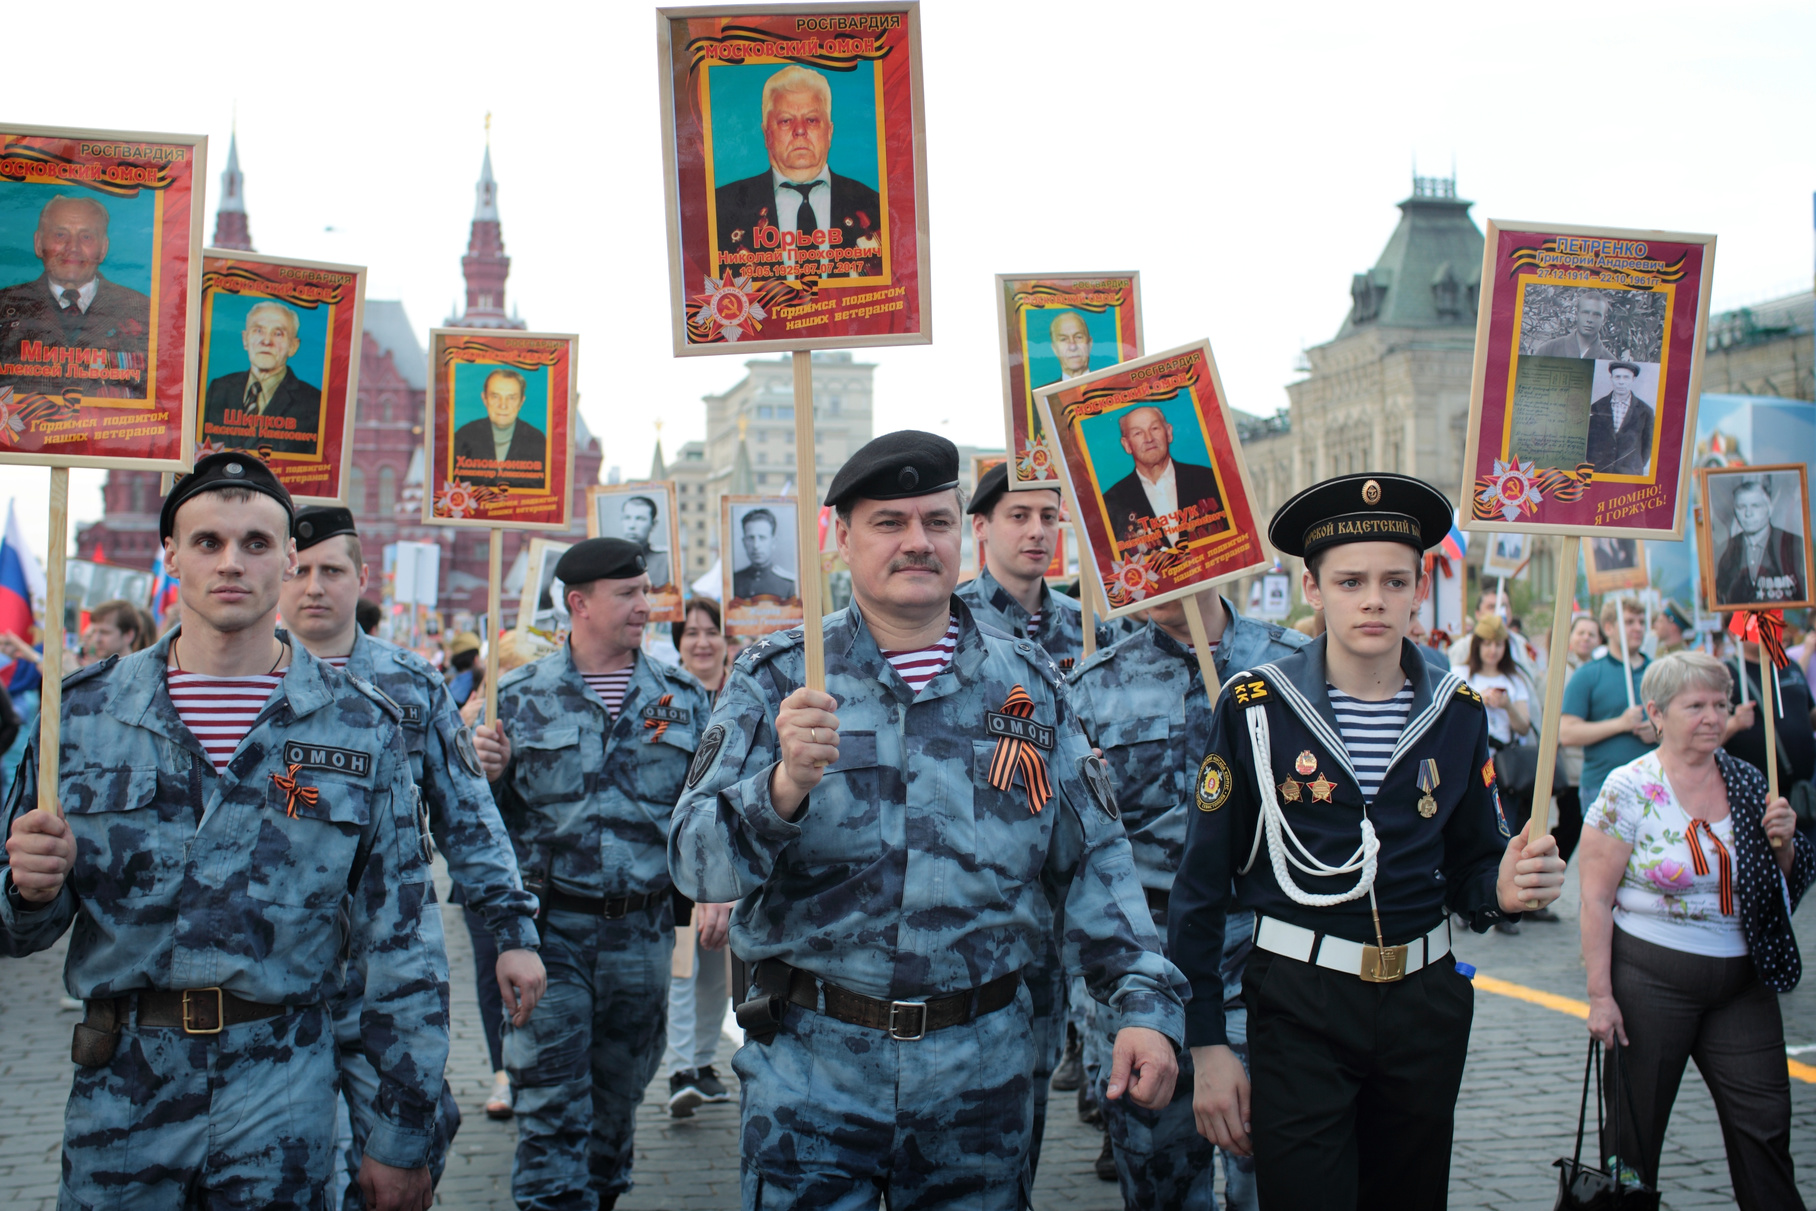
[6,0,1813,562]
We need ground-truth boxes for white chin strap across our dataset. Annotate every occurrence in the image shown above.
[1238,704,1379,907]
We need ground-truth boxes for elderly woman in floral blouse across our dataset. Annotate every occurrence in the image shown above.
[1579,650,1813,1209]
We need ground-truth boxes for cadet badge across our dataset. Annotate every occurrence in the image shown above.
[1416,758,1440,818]
[985,684,1053,814]
[1278,778,1302,803]
[1295,750,1317,776]
[1308,774,1336,803]
[1196,754,1231,811]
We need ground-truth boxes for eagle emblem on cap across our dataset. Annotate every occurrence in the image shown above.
[1362,479,1381,505]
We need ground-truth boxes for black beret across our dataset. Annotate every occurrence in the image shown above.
[824,430,959,509]
[554,537,645,585]
[159,452,295,542]
[966,460,1062,516]
[1607,360,1641,376]
[293,506,358,552]
[1268,473,1453,560]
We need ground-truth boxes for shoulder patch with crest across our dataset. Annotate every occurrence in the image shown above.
[686,724,726,789]
[1079,753,1119,820]
[1197,754,1233,811]
[454,726,484,778]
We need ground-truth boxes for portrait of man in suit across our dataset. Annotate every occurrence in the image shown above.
[1591,536,1637,571]
[618,495,671,590]
[732,507,797,600]
[202,301,322,455]
[0,194,151,398]
[452,367,547,488]
[1714,474,1807,607]
[1098,405,1224,547]
[1584,361,1654,477]
[1534,290,1614,359]
[713,64,883,280]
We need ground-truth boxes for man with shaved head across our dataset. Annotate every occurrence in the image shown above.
[0,194,153,397]
[203,299,324,454]
[1098,405,1226,547]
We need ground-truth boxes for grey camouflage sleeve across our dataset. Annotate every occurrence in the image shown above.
[0,745,75,954]
[423,693,538,953]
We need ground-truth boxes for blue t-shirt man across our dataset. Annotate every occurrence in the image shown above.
[1561,649,1654,807]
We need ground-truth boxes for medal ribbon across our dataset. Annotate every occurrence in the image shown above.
[644,693,674,743]
[1417,759,1439,795]
[270,764,319,819]
[1684,818,1735,916]
[985,684,1052,815]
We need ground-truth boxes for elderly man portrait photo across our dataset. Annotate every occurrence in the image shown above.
[1048,311,1094,382]
[732,507,797,601]
[203,300,323,454]
[452,367,547,488]
[713,64,883,279]
[1713,473,1808,607]
[0,194,152,397]
[618,495,671,590]
[1098,405,1224,547]
[1584,360,1655,477]
[1534,290,1615,359]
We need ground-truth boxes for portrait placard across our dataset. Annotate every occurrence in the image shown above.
[1695,464,1812,612]
[996,273,1142,491]
[422,328,575,531]
[1583,536,1649,596]
[1461,220,1715,540]
[1035,339,1268,619]
[1480,531,1530,579]
[721,494,805,637]
[515,538,575,635]
[195,251,364,504]
[588,482,684,622]
[970,453,1067,579]
[657,3,930,355]
[0,124,205,471]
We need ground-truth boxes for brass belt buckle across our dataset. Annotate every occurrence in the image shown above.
[1358,944,1408,983]
[182,987,225,1034]
[889,1000,927,1041]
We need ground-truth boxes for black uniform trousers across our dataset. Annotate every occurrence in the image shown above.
[1244,945,1473,1210]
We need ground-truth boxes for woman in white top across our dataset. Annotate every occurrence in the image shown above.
[1451,615,1532,747]
[1579,651,1811,1209]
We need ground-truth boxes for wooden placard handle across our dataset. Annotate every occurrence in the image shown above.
[485,528,502,728]
[1180,588,1222,707]
[1522,538,1582,872]
[792,351,825,691]
[1076,521,1096,659]
[1761,652,1780,815]
[36,468,69,817]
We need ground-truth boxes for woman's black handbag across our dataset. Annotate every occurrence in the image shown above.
[1554,1040,1659,1210]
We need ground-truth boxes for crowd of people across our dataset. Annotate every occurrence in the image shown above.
[0,443,1806,1211]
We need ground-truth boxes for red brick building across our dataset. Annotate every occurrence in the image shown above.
[77,137,601,620]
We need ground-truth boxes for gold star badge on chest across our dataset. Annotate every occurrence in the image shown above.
[1308,774,1336,802]
[1278,777,1303,803]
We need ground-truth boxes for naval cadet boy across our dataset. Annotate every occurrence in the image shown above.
[953,459,1120,1179]
[280,506,546,1205]
[670,431,1187,1211]
[1,454,449,1211]
[473,537,710,1211]
[1070,591,1307,1209]
[1170,473,1565,1210]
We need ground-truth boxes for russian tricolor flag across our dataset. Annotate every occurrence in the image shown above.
[0,501,45,690]
[148,545,178,626]
[1439,515,1468,563]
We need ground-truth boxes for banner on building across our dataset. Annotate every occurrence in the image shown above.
[194,251,364,504]
[1461,220,1716,540]
[657,3,930,355]
[588,482,684,622]
[721,494,805,637]
[1694,463,1812,612]
[1035,339,1269,620]
[996,272,1142,491]
[422,328,576,531]
[0,123,205,471]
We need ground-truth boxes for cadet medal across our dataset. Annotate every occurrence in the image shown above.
[1295,750,1317,776]
[1417,759,1439,818]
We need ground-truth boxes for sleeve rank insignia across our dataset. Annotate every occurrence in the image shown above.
[1456,683,1483,705]
[1230,678,1270,707]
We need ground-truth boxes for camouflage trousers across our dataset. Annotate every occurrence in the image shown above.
[60,1004,337,1210]
[1098,1036,1255,1211]
[733,981,1037,1210]
[506,906,672,1211]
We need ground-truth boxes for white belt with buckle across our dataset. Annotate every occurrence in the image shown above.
[1255,914,1451,983]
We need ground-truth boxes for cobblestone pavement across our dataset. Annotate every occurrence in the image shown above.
[2,861,1812,1209]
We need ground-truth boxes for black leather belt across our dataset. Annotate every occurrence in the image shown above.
[1144,886,1170,913]
[544,888,659,919]
[755,959,1020,1041]
[95,989,289,1035]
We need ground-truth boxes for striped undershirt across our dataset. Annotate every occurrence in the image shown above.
[1027,612,1043,641]
[322,655,350,669]
[1326,679,1414,801]
[881,616,960,693]
[582,668,636,718]
[167,670,285,774]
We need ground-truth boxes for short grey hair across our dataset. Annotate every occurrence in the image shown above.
[245,300,301,336]
[1641,650,1732,713]
[761,65,832,125]
[38,195,110,232]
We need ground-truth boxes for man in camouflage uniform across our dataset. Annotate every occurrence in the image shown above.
[1070,592,1307,1209]
[1,454,448,1210]
[280,506,546,1206]
[671,431,1186,1210]
[475,537,710,1211]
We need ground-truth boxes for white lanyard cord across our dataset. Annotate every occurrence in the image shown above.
[1238,705,1380,906]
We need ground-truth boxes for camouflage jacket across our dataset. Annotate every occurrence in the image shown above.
[1069,606,1310,889]
[493,645,710,899]
[345,632,537,953]
[956,566,1125,676]
[669,596,1187,1043]
[0,631,449,1169]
